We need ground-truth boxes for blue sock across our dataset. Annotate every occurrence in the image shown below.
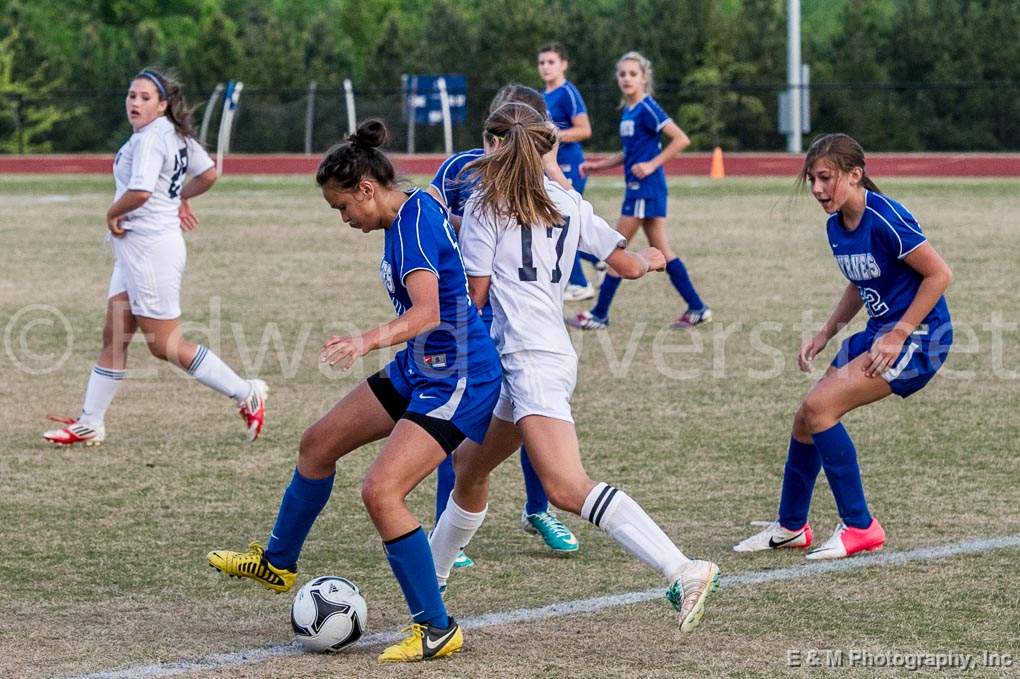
[384,527,449,628]
[568,254,589,287]
[520,446,549,516]
[665,257,705,310]
[813,423,872,529]
[265,469,335,571]
[577,251,599,265]
[591,274,622,319]
[777,437,821,530]
[434,454,455,524]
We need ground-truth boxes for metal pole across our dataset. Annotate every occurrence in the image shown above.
[437,77,453,155]
[343,79,356,135]
[304,80,317,155]
[405,75,416,154]
[786,0,802,153]
[199,83,224,146]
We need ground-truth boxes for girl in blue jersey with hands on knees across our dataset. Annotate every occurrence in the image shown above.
[569,51,711,330]
[427,84,581,563]
[208,120,501,663]
[734,133,953,560]
[537,42,602,302]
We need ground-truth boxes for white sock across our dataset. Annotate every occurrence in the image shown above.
[581,482,690,582]
[187,345,251,401]
[79,365,125,426]
[429,497,487,586]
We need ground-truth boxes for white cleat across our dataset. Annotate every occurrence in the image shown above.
[563,284,595,302]
[733,521,813,552]
[43,416,106,447]
[666,560,721,633]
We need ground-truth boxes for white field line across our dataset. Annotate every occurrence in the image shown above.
[65,533,1020,679]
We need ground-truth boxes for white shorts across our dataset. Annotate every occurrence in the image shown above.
[107,229,186,320]
[493,350,577,424]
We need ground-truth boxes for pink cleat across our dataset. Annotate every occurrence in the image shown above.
[806,519,885,560]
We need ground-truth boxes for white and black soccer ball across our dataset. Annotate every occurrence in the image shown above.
[291,576,368,652]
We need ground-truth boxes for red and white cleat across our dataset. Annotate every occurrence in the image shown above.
[806,519,885,560]
[43,416,105,447]
[238,379,268,442]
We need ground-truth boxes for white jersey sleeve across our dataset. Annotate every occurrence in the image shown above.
[127,130,165,193]
[185,137,214,177]
[459,196,499,277]
[577,197,626,260]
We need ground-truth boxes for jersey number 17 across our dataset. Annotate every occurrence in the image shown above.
[518,217,570,283]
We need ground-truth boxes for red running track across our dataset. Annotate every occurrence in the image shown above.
[2,153,1019,176]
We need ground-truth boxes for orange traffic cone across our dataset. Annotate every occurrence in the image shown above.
[709,146,725,179]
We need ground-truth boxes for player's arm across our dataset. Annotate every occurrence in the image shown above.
[321,270,441,369]
[557,113,591,143]
[631,121,689,179]
[580,151,624,176]
[605,246,666,279]
[798,283,864,371]
[864,243,952,377]
[178,167,218,231]
[105,190,151,237]
[467,275,491,311]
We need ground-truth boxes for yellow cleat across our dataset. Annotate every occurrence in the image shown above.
[666,560,720,633]
[378,619,463,663]
[206,541,296,592]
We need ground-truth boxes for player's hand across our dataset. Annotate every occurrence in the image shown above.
[106,214,126,238]
[579,161,593,177]
[637,247,666,271]
[865,331,906,378]
[631,161,656,179]
[321,335,368,370]
[797,333,829,372]
[179,199,199,231]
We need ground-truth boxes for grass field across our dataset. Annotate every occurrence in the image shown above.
[1,174,1018,678]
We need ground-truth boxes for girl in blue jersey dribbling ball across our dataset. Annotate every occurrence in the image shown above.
[734,133,954,560]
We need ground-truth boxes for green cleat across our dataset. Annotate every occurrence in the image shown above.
[521,510,580,554]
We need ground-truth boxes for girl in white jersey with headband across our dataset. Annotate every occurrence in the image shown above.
[428,101,720,634]
[44,68,267,446]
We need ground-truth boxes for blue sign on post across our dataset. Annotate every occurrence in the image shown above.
[406,75,467,124]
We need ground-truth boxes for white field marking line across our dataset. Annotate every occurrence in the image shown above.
[66,533,1020,679]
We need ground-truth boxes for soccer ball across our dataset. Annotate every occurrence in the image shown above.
[290,576,368,652]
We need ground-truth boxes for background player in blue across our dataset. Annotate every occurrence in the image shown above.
[427,84,581,563]
[208,120,501,663]
[734,133,953,560]
[570,51,711,331]
[537,42,602,302]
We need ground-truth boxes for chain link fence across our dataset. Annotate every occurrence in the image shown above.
[2,81,1019,154]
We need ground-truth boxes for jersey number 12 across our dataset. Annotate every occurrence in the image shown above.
[518,217,570,283]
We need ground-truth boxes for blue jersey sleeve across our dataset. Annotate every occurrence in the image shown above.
[394,200,441,282]
[430,154,463,213]
[871,194,927,259]
[565,82,588,118]
[639,97,672,135]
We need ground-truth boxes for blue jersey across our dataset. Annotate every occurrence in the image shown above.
[381,189,498,377]
[826,190,951,335]
[620,95,672,199]
[544,81,587,169]
[429,148,483,217]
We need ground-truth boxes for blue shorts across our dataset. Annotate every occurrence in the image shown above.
[621,194,667,218]
[831,326,953,398]
[559,163,587,194]
[380,348,500,445]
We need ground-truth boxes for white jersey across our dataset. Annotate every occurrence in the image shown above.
[460,177,625,356]
[112,116,214,235]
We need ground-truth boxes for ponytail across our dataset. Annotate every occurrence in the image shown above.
[465,102,561,228]
[316,119,395,190]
